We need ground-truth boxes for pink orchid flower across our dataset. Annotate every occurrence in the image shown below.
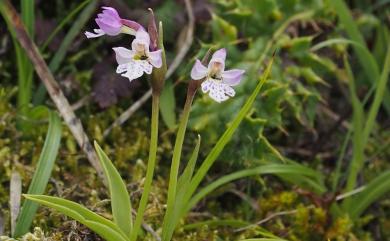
[85,7,143,38]
[191,48,245,102]
[113,29,162,81]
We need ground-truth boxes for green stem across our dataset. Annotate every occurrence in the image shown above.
[162,93,194,241]
[130,94,160,241]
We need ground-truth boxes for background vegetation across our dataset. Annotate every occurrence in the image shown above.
[0,0,389,240]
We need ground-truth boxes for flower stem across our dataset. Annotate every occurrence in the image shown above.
[162,92,194,241]
[130,94,160,241]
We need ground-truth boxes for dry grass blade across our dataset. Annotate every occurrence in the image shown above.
[0,0,104,180]
[10,170,22,236]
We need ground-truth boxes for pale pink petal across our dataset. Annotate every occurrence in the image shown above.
[96,19,121,35]
[101,7,121,20]
[138,60,153,74]
[222,69,245,86]
[208,48,226,72]
[132,29,150,50]
[148,50,162,68]
[211,48,227,61]
[191,59,208,80]
[85,29,105,38]
[113,47,135,65]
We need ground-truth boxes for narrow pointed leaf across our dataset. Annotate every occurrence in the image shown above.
[14,110,62,237]
[24,194,128,241]
[94,142,132,235]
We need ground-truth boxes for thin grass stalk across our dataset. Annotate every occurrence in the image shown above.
[162,92,194,241]
[130,94,160,241]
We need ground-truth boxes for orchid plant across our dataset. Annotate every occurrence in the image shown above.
[24,6,278,241]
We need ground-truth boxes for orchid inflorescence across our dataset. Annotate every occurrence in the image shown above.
[85,6,245,102]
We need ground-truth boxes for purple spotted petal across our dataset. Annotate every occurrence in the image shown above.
[148,50,162,68]
[191,59,208,80]
[222,69,245,86]
[113,47,135,65]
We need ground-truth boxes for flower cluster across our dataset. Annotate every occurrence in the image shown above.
[86,7,245,102]
[85,7,161,82]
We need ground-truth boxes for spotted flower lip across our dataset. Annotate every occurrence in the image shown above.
[85,6,143,38]
[113,29,162,82]
[190,48,245,102]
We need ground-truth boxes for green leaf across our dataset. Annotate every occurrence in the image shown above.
[33,0,98,104]
[348,171,390,219]
[160,80,176,129]
[163,135,201,240]
[328,0,390,113]
[14,111,62,237]
[24,195,128,241]
[177,135,201,192]
[186,164,325,213]
[94,142,133,236]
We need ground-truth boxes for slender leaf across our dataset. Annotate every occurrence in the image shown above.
[329,0,390,113]
[41,0,91,51]
[160,81,176,129]
[33,0,98,104]
[348,171,390,219]
[24,195,128,241]
[186,164,325,213]
[163,135,201,240]
[362,43,390,145]
[14,111,62,237]
[94,142,132,236]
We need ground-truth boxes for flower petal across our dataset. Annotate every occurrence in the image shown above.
[113,47,135,65]
[85,29,105,38]
[191,59,208,80]
[148,50,162,68]
[208,48,226,71]
[132,29,151,51]
[96,18,121,35]
[201,80,212,93]
[222,69,245,86]
[211,48,227,62]
[117,60,153,81]
[101,6,121,20]
[202,79,234,102]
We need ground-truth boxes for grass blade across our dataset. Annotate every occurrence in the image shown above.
[329,0,390,113]
[13,110,62,237]
[41,0,91,51]
[162,135,201,240]
[362,43,390,145]
[33,0,98,104]
[94,142,133,236]
[186,164,325,214]
[348,171,390,219]
[24,195,128,241]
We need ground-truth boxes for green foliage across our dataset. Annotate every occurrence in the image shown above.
[94,142,133,236]
[23,195,129,241]
[14,110,62,237]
